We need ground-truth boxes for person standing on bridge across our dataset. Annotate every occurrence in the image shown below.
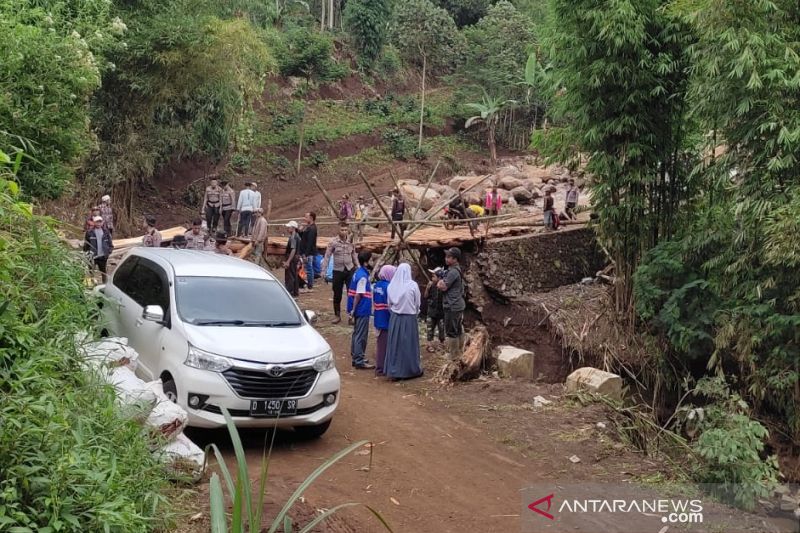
[338,194,354,223]
[543,188,556,229]
[390,188,406,240]
[236,182,256,237]
[202,177,222,234]
[437,248,466,361]
[219,179,236,236]
[565,178,579,220]
[321,224,358,324]
[251,208,269,267]
[84,215,113,277]
[373,264,396,376]
[347,251,375,370]
[99,195,114,236]
[385,263,423,380]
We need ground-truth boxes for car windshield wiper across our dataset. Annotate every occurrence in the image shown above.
[193,319,246,326]
[241,321,302,327]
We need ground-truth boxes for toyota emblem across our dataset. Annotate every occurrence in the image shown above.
[267,365,285,377]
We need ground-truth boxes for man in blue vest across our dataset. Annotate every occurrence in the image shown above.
[347,251,375,369]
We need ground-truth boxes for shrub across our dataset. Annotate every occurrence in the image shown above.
[306,150,329,168]
[375,45,403,79]
[382,128,418,160]
[343,0,391,69]
[0,167,170,531]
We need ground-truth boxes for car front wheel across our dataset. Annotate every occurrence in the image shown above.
[293,420,331,440]
[161,375,178,403]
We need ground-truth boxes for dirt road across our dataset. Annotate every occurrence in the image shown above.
[186,284,794,533]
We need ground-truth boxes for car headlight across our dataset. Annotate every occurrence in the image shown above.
[312,350,335,372]
[185,346,233,372]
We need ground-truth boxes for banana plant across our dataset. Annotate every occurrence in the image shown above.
[208,407,393,533]
[465,91,517,168]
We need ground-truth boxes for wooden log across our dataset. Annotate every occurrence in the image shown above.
[440,325,490,382]
[237,243,253,259]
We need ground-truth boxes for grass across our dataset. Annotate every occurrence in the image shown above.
[253,91,454,149]
[208,407,393,533]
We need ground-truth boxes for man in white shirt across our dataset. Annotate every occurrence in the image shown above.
[249,182,262,234]
[236,182,255,236]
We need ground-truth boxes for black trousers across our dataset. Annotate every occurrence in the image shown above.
[205,205,220,232]
[221,209,233,236]
[390,214,404,239]
[94,256,108,273]
[238,210,252,236]
[443,310,464,338]
[284,257,299,297]
[332,268,354,317]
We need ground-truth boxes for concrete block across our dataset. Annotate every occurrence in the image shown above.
[565,367,623,401]
[494,346,535,379]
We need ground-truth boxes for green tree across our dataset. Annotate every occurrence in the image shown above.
[392,0,465,148]
[278,26,346,172]
[343,0,391,69]
[540,0,695,321]
[465,92,516,167]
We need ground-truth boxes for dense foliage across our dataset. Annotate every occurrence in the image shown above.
[433,0,497,27]
[0,158,170,530]
[343,0,391,69]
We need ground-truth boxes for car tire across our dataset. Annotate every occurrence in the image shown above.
[162,375,178,403]
[294,420,331,440]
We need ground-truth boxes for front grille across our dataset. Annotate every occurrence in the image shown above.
[202,401,325,418]
[222,367,318,399]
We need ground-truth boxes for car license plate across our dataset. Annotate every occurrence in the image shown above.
[250,399,298,417]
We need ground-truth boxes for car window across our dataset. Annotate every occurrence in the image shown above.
[112,256,137,294]
[124,260,170,313]
[175,277,301,326]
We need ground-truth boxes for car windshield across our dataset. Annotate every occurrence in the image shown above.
[175,276,302,327]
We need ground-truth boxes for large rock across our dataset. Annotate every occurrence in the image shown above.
[498,176,525,190]
[398,179,419,187]
[510,186,534,204]
[565,367,623,401]
[495,165,522,178]
[494,346,535,379]
[402,184,440,211]
[522,178,541,192]
[449,175,493,192]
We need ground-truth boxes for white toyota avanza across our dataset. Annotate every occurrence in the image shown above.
[96,248,339,437]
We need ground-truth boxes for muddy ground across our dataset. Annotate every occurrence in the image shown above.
[181,284,796,533]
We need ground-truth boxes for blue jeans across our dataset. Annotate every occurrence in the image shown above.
[544,210,553,228]
[305,256,314,289]
[351,315,370,366]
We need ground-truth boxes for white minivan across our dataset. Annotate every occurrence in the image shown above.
[96,248,339,437]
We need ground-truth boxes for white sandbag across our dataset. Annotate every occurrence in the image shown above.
[108,366,158,421]
[159,432,205,481]
[82,337,139,372]
[145,380,188,440]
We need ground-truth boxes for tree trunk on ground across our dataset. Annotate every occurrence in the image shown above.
[418,53,427,150]
[440,325,490,382]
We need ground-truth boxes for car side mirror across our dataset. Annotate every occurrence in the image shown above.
[143,305,165,324]
[304,310,317,324]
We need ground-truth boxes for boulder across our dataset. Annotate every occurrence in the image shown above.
[510,186,534,204]
[498,176,525,190]
[449,175,493,192]
[398,179,419,187]
[529,188,542,200]
[522,178,542,192]
[402,184,440,211]
[494,165,521,178]
[494,346,535,379]
[565,367,623,401]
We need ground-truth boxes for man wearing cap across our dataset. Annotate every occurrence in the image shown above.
[219,179,236,236]
[202,177,222,233]
[283,221,301,297]
[236,181,256,237]
[213,232,232,255]
[99,195,114,235]
[142,216,162,247]
[321,224,359,323]
[171,235,188,249]
[83,215,113,277]
[437,247,466,360]
[184,218,208,250]
[251,208,268,267]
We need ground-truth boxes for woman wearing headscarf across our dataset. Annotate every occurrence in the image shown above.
[385,263,423,380]
[372,265,396,376]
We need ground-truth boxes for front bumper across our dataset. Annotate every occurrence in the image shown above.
[177,364,340,429]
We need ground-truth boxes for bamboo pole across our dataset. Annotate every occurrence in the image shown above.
[410,159,441,222]
[358,171,430,282]
[310,175,339,218]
